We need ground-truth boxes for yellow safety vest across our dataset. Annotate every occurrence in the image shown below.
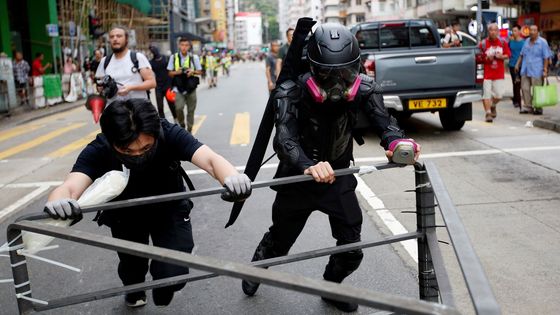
[174,53,192,71]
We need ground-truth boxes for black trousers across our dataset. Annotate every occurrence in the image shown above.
[267,175,363,273]
[509,66,522,107]
[110,209,194,294]
[155,88,177,119]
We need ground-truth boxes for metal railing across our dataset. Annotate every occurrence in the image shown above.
[4,161,501,314]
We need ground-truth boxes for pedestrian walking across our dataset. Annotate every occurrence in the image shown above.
[242,23,420,313]
[442,21,463,48]
[479,23,510,122]
[42,98,252,308]
[31,52,51,77]
[149,45,176,120]
[167,38,203,132]
[89,49,103,79]
[515,25,552,115]
[95,26,156,104]
[276,27,294,75]
[205,51,218,88]
[508,24,524,108]
[265,41,280,93]
[12,51,30,105]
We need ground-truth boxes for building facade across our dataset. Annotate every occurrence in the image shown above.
[234,12,262,50]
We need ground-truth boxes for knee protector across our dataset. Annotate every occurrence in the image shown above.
[323,249,364,283]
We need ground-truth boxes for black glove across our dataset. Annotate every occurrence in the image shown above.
[44,199,82,221]
[221,174,252,202]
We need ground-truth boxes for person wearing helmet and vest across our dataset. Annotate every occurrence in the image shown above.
[167,38,203,132]
[240,23,421,312]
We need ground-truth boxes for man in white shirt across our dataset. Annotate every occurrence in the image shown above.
[95,26,156,104]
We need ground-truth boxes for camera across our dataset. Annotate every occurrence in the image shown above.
[96,75,118,99]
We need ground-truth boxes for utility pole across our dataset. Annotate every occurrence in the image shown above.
[476,0,482,42]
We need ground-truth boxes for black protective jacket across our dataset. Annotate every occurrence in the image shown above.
[272,72,405,177]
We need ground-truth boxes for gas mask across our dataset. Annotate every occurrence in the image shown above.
[307,61,361,103]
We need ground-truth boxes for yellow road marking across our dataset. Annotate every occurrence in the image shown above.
[0,123,86,160]
[32,106,84,125]
[191,115,207,135]
[46,130,100,158]
[230,112,250,145]
[0,124,44,143]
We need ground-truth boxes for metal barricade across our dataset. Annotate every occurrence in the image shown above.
[5,162,501,314]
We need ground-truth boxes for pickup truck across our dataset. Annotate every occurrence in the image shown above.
[351,19,483,130]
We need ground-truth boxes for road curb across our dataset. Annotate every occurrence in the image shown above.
[533,118,560,133]
[1,100,86,128]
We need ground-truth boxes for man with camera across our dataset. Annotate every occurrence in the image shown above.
[95,26,156,104]
[167,38,203,132]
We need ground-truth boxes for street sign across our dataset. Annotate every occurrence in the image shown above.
[46,24,59,37]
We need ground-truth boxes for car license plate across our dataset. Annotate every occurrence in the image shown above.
[408,98,447,110]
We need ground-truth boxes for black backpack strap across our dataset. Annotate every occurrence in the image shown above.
[169,160,195,191]
[130,51,139,72]
[178,165,196,191]
[103,53,113,70]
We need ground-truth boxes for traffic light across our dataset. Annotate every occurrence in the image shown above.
[88,14,104,39]
[481,0,490,9]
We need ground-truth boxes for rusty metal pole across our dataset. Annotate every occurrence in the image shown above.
[415,163,439,302]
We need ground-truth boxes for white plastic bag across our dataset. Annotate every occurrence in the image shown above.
[22,167,129,254]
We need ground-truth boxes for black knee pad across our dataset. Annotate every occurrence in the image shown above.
[323,249,364,283]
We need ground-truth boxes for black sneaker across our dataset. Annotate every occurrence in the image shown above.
[153,289,174,306]
[125,291,147,308]
[533,109,543,115]
[322,297,359,312]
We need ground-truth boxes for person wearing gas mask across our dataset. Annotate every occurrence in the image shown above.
[43,98,252,308]
[240,23,420,312]
[95,26,156,104]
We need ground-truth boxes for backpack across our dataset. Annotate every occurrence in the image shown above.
[103,51,139,73]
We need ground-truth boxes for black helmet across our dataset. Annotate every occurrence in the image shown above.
[307,23,361,102]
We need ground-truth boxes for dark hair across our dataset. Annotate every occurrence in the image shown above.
[100,99,161,149]
[452,21,460,27]
[512,24,521,30]
[179,38,191,45]
[35,52,44,58]
[286,27,294,37]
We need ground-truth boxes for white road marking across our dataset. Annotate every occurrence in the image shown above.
[0,185,52,222]
[183,145,560,176]
[4,182,63,188]
[355,176,418,263]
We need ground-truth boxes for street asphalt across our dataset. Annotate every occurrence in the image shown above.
[0,62,559,314]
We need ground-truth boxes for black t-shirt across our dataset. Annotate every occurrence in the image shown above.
[150,55,171,91]
[90,59,101,75]
[72,119,203,222]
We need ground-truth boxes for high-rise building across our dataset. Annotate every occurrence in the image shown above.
[235,11,263,49]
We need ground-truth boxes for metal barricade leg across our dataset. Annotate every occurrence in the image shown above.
[415,163,439,302]
[7,227,33,314]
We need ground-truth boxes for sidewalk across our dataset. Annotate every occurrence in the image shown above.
[502,73,560,132]
[0,99,86,129]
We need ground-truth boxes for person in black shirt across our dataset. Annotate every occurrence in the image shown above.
[43,99,252,308]
[149,45,176,120]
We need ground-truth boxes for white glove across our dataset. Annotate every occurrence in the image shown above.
[221,174,252,202]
